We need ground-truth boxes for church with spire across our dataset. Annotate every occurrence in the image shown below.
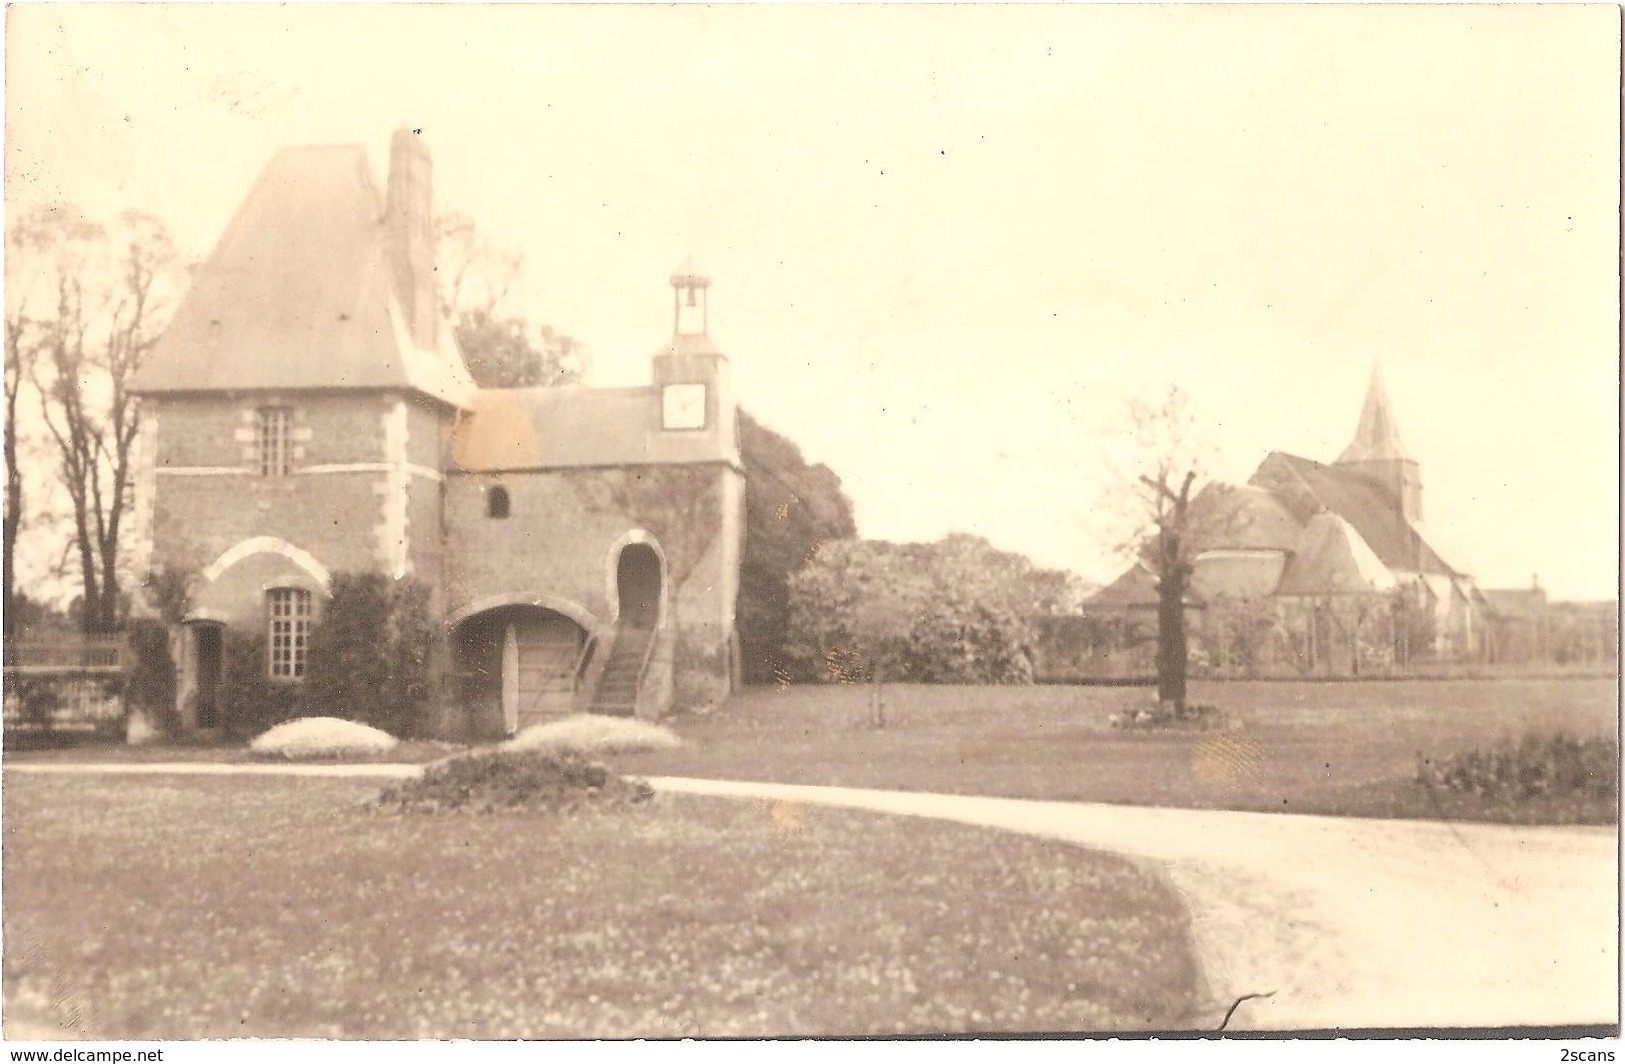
[130,130,744,737]
[1088,366,1486,676]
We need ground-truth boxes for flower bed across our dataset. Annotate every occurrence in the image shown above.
[377,749,655,814]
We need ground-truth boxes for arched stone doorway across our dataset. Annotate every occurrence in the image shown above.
[453,605,589,737]
[616,543,663,630]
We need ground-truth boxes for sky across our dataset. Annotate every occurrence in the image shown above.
[6,4,1620,600]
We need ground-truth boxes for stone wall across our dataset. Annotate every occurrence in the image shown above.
[444,462,744,713]
[143,391,454,627]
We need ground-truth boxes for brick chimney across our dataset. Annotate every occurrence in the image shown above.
[383,128,437,350]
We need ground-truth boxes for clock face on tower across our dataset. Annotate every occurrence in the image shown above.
[662,383,707,430]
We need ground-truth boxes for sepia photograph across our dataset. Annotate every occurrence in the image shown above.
[1,1,1619,1050]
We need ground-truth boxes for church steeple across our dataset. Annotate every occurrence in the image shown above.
[1338,363,1411,464]
[1335,362,1423,524]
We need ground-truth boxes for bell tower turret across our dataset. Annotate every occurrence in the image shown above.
[651,264,734,455]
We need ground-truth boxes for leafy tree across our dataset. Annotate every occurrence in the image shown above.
[434,211,585,389]
[7,207,182,634]
[737,409,857,684]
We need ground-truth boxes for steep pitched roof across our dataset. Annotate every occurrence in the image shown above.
[1186,481,1304,554]
[132,145,474,407]
[1337,363,1412,464]
[448,385,738,472]
[1249,451,1458,576]
[1082,564,1203,610]
[1275,512,1399,596]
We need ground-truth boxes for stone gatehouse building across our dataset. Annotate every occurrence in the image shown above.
[130,130,744,737]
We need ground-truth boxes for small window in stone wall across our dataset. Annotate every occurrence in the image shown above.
[488,486,510,519]
[267,587,312,678]
[257,407,292,476]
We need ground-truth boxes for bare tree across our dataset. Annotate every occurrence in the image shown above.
[12,207,180,634]
[3,241,32,636]
[1117,384,1211,715]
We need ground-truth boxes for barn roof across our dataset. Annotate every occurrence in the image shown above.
[132,144,474,407]
[1275,511,1400,596]
[1082,564,1204,610]
[448,385,737,472]
[1186,481,1305,554]
[1249,451,1458,576]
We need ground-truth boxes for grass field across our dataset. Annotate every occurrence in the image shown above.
[2,773,1199,1039]
[9,676,1616,822]
[616,676,1620,823]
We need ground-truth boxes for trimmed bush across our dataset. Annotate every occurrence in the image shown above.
[249,717,400,760]
[220,632,301,740]
[302,573,437,738]
[124,619,178,735]
[504,714,682,756]
[377,750,655,814]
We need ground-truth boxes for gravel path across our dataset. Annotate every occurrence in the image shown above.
[9,763,1616,1032]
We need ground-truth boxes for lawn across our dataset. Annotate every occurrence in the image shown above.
[3,737,467,764]
[615,676,1620,823]
[2,772,1200,1039]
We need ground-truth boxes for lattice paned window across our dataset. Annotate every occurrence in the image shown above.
[267,588,312,678]
[256,407,292,476]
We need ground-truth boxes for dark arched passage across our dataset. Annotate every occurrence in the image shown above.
[453,604,588,736]
[616,543,662,629]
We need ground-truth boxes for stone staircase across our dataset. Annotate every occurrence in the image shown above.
[588,625,655,717]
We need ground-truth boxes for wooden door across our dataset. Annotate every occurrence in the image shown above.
[511,612,584,731]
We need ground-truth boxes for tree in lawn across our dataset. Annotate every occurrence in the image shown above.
[434,211,586,389]
[737,408,857,684]
[10,207,182,634]
[1118,384,1210,716]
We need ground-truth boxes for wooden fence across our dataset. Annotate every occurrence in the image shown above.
[3,637,127,737]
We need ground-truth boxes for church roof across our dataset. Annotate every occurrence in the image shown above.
[1275,511,1400,596]
[1186,481,1304,554]
[1249,451,1458,576]
[1337,363,1412,464]
[132,145,474,407]
[449,385,737,472]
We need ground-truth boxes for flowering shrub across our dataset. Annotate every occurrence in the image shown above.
[504,714,682,756]
[378,750,655,814]
[784,537,1049,685]
[249,717,400,760]
[1417,731,1618,803]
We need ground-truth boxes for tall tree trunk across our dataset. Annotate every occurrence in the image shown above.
[1155,527,1188,714]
